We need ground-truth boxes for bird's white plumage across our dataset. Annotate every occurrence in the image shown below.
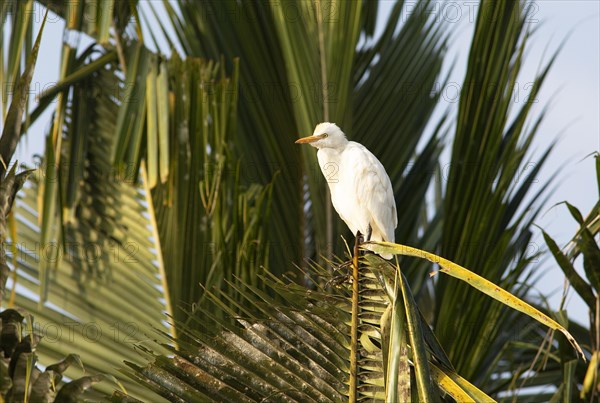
[297,122,397,259]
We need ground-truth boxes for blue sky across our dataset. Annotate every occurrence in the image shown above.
[14,1,600,323]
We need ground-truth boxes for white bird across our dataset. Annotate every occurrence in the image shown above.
[296,122,397,259]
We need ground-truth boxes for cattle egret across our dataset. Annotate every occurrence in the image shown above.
[295,122,397,259]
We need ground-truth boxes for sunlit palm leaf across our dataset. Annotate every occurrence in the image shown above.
[2,5,273,399]
[365,242,584,360]
[0,3,46,302]
[3,31,168,398]
[36,0,135,43]
[0,0,34,129]
[9,176,168,400]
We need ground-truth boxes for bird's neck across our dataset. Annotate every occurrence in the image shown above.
[317,147,343,160]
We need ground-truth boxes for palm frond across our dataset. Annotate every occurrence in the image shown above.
[0,2,46,302]
[122,255,497,402]
[434,0,561,384]
[151,0,449,271]
[8,175,168,399]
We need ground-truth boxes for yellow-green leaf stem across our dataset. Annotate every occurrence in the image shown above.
[365,241,585,360]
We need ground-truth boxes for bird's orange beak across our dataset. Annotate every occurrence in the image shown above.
[295,134,326,144]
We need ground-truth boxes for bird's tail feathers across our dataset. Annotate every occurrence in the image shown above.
[378,252,393,260]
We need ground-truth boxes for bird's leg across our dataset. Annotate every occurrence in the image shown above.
[354,231,364,257]
[362,225,376,257]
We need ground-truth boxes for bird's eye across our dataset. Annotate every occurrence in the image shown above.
[322,133,328,138]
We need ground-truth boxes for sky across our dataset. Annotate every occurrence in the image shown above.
[12,1,600,324]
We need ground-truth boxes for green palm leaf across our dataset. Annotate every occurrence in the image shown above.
[153,0,448,270]
[434,0,561,384]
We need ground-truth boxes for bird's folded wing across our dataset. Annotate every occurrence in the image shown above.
[346,144,398,242]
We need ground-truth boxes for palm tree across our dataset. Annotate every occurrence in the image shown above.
[0,0,592,400]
